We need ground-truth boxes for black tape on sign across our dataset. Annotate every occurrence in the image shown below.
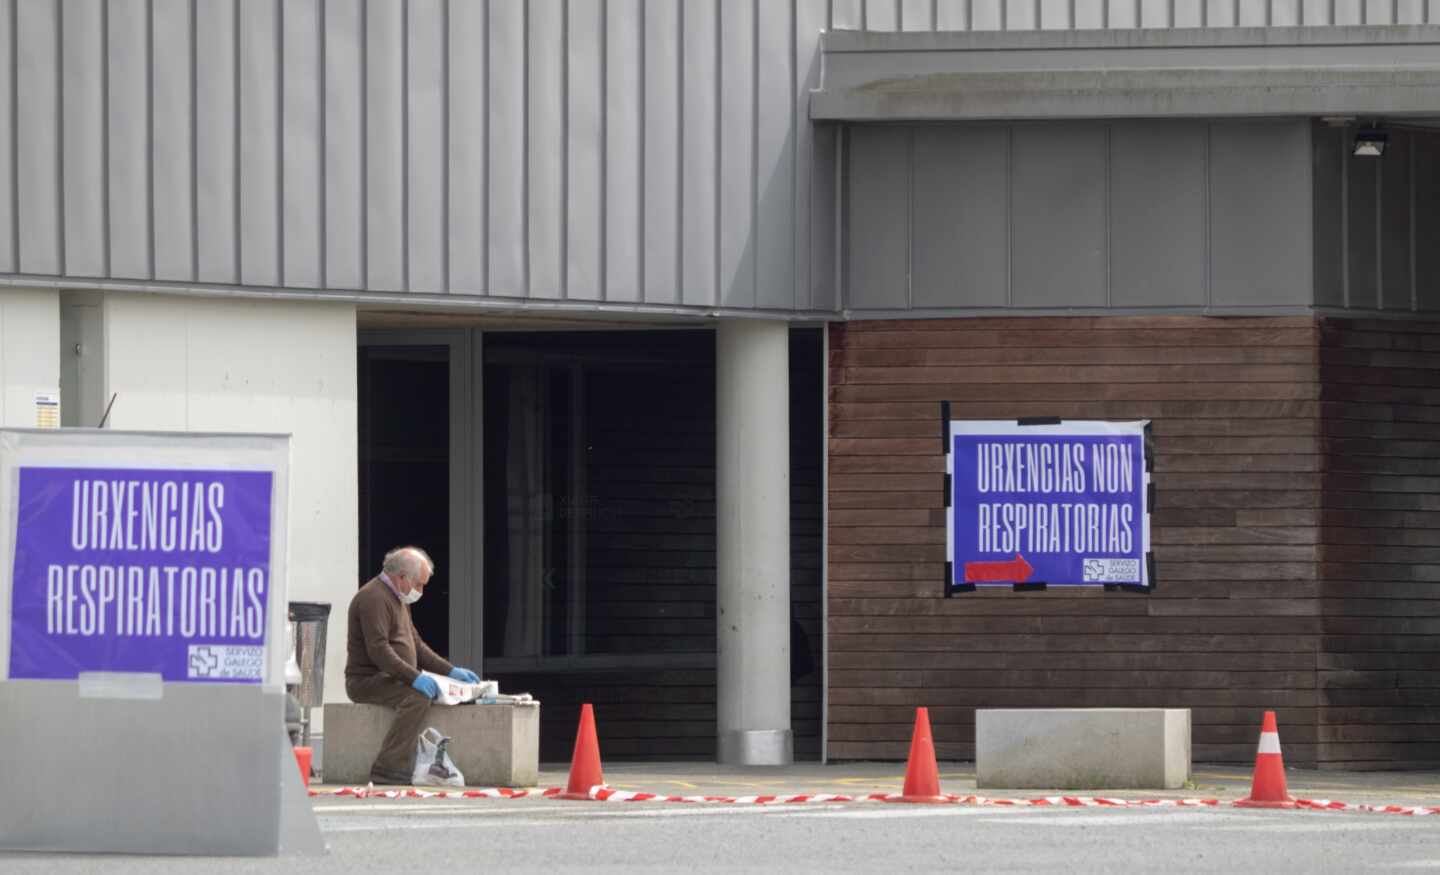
[951,582,976,595]
[1017,416,1061,427]
[1013,582,1047,592]
[941,401,951,454]
[944,473,952,508]
[1143,421,1155,474]
[1147,481,1155,513]
[1107,582,1151,594]
[944,561,955,597]
[1147,552,1156,590]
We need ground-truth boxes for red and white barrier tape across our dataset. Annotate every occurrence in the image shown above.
[312,786,549,800]
[310,785,1438,814]
[1295,799,1440,817]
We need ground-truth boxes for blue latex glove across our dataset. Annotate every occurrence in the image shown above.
[449,667,480,684]
[411,674,440,700]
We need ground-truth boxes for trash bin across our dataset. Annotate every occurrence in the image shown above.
[287,601,331,749]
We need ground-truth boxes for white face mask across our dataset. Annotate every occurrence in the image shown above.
[400,587,422,605]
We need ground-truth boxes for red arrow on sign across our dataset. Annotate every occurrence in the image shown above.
[964,553,1035,584]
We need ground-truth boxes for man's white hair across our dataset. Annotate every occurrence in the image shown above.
[382,546,434,578]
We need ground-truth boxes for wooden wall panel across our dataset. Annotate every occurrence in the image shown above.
[827,315,1327,765]
[1319,319,1440,769]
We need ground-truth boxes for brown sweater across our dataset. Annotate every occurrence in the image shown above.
[345,576,453,684]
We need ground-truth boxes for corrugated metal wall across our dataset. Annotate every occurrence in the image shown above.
[1313,123,1440,314]
[0,0,838,311]
[844,120,1316,314]
[0,1,1430,314]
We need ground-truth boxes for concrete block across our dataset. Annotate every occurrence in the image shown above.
[976,708,1190,790]
[323,702,540,787]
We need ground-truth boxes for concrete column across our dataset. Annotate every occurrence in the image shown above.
[716,319,792,765]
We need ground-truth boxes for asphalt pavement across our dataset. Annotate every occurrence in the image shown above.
[4,762,1439,872]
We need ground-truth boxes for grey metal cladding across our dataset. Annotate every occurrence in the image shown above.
[755,0,795,312]
[153,0,193,284]
[910,126,1007,310]
[1209,121,1312,308]
[18,0,60,275]
[366,0,404,293]
[326,0,365,291]
[601,0,639,303]
[853,0,1437,29]
[61,0,104,279]
[527,0,563,301]
[1347,153,1380,311]
[1010,123,1107,309]
[809,123,838,313]
[107,0,148,281]
[196,0,239,285]
[846,119,1316,313]
[844,126,909,312]
[407,0,446,295]
[1312,123,1345,309]
[1313,123,1440,314]
[446,0,485,296]
[638,0,677,306]
[1380,130,1413,313]
[718,0,755,310]
[679,0,718,309]
[3,0,1438,316]
[487,0,525,299]
[0,0,12,273]
[1418,134,1440,313]
[1107,121,1205,309]
[239,0,280,288]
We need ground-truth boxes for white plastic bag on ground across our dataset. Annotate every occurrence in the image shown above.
[413,727,464,787]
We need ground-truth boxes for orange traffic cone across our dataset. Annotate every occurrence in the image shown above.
[1234,710,1297,809]
[888,707,949,803]
[557,703,606,800]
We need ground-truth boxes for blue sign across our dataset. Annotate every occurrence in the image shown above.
[946,421,1151,592]
[8,467,275,682]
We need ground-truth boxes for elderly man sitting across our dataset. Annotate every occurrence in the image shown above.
[345,545,481,785]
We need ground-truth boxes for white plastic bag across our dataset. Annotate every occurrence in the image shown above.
[413,727,464,787]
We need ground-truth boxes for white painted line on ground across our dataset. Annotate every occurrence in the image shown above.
[970,813,1244,827]
[318,803,792,820]
[323,820,556,832]
[315,803,545,814]
[1206,821,1437,833]
[762,806,1011,820]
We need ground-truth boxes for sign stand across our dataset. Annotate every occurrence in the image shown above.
[0,428,324,857]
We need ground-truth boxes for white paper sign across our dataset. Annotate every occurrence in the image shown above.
[33,391,59,429]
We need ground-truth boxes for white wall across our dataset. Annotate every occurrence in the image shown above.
[102,293,358,714]
[0,289,60,426]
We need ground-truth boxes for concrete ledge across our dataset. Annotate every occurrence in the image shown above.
[324,702,540,787]
[814,26,1440,121]
[976,708,1190,790]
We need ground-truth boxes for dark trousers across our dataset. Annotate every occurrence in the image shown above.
[345,673,432,782]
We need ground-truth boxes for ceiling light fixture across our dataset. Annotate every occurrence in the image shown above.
[1353,128,1388,158]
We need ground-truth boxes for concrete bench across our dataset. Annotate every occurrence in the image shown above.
[976,708,1190,790]
[323,702,540,787]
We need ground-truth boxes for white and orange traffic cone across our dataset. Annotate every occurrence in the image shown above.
[1234,710,1297,809]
